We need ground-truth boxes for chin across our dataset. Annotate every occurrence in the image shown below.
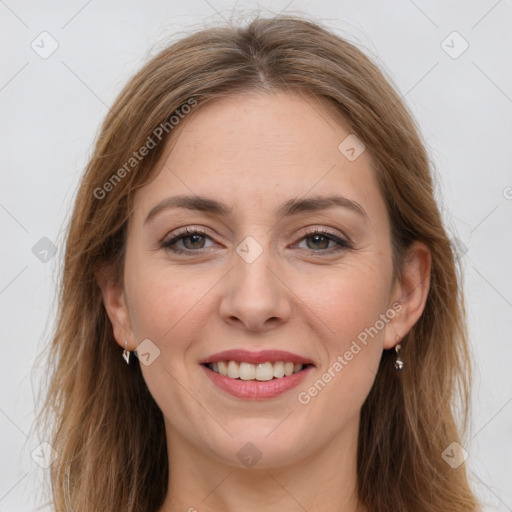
[200,418,320,470]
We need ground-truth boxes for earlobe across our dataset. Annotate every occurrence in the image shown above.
[384,241,431,349]
[94,264,134,350]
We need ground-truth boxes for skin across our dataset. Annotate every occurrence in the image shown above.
[99,91,431,512]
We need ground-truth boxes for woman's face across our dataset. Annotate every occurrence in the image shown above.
[110,91,414,469]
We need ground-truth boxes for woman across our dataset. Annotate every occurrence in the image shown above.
[35,14,480,512]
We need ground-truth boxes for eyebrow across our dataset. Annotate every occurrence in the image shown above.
[144,194,368,224]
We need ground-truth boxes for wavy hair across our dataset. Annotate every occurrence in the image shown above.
[34,14,480,512]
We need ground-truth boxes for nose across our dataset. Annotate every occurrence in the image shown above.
[219,245,292,332]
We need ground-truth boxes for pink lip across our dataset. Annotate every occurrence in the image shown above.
[199,349,315,366]
[201,364,313,400]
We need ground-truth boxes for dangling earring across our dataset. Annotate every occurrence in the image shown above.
[122,340,131,365]
[394,336,404,371]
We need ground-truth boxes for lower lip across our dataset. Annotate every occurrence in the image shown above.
[201,365,313,400]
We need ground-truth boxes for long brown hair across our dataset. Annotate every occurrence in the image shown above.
[34,14,480,511]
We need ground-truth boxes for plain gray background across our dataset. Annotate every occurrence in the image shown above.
[1,1,511,510]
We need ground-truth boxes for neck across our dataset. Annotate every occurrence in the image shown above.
[158,417,367,512]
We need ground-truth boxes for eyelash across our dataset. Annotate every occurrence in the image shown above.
[160,227,352,255]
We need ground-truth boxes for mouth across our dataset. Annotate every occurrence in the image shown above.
[199,349,315,400]
[202,360,313,381]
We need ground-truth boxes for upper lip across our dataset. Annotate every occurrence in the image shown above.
[199,349,315,366]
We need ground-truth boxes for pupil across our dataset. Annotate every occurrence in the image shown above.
[184,234,205,249]
[307,235,329,250]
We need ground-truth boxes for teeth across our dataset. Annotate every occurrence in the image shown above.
[218,361,228,376]
[255,362,274,381]
[273,361,284,378]
[207,360,305,381]
[227,361,239,379]
[239,362,255,380]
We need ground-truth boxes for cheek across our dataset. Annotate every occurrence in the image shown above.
[123,261,215,411]
[306,258,392,343]
[297,259,392,392]
[124,256,213,349]
[277,261,393,451]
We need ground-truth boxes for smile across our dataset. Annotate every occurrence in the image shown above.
[205,360,308,381]
[200,349,315,400]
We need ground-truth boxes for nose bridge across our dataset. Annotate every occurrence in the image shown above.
[233,237,279,302]
[219,236,291,329]
[235,244,273,291]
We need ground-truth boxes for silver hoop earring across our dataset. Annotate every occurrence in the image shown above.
[394,336,404,371]
[122,340,131,365]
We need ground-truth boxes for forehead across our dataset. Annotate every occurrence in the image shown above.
[132,91,386,224]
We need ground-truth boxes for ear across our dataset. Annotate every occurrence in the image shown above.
[95,263,135,351]
[383,240,431,350]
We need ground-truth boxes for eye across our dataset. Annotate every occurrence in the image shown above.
[161,228,216,253]
[295,230,351,253]
[161,227,352,255]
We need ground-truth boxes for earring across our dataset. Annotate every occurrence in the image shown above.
[122,340,131,365]
[394,336,404,371]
